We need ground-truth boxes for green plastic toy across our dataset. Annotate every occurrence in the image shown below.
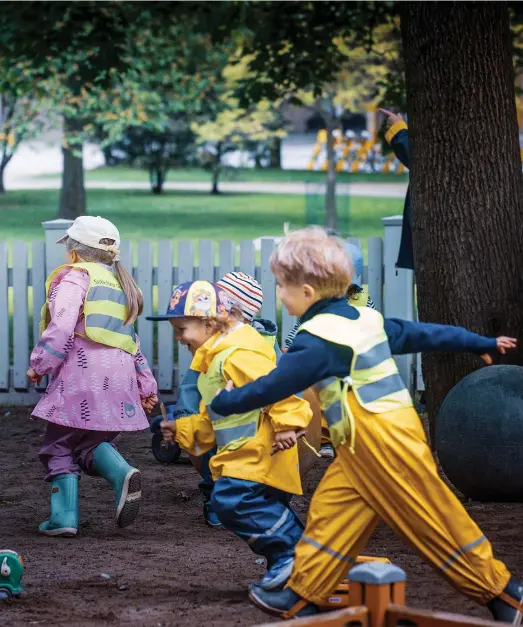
[0,550,24,599]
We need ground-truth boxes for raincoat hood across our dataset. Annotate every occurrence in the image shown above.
[191,323,274,374]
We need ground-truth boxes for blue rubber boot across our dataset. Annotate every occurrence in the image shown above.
[39,474,78,537]
[248,584,318,619]
[488,577,523,624]
[203,500,224,529]
[92,443,141,528]
[259,557,294,590]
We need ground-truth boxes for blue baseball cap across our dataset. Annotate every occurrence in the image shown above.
[147,280,236,321]
[345,243,363,288]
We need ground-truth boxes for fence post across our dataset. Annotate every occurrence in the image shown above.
[382,215,415,392]
[348,562,406,627]
[42,219,74,276]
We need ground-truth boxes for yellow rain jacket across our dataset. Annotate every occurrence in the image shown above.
[174,323,312,495]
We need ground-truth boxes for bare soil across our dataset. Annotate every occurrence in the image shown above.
[1,408,521,627]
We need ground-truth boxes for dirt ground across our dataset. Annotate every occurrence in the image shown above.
[1,407,522,627]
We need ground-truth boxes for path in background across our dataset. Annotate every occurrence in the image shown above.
[6,178,408,198]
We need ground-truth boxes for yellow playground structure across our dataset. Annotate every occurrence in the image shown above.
[307,128,407,174]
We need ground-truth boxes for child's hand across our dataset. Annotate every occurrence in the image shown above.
[141,395,158,414]
[379,108,403,128]
[481,336,517,365]
[281,347,288,354]
[272,429,307,454]
[214,380,234,397]
[26,367,42,384]
[160,420,176,443]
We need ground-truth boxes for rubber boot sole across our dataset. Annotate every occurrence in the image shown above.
[39,525,77,537]
[116,469,141,528]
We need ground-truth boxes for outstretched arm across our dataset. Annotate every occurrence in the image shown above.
[385,317,515,359]
[380,108,410,168]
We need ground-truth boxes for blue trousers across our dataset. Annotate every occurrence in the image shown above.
[198,448,216,500]
[210,477,304,566]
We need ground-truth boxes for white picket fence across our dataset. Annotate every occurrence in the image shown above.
[0,217,418,404]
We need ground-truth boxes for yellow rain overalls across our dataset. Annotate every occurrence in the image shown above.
[288,309,510,607]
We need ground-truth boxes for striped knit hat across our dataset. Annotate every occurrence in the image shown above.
[216,272,263,322]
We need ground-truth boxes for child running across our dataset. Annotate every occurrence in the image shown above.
[211,227,522,622]
[27,216,158,537]
[159,280,312,590]
[285,241,374,458]
[149,272,279,529]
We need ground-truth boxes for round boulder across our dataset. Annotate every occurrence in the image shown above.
[436,365,523,501]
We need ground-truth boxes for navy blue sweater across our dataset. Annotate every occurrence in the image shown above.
[390,128,414,270]
[210,297,497,416]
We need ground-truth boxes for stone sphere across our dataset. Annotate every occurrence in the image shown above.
[436,365,523,501]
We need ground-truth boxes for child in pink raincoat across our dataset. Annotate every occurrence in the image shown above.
[27,216,158,537]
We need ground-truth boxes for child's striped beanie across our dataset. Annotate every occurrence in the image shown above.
[216,272,263,322]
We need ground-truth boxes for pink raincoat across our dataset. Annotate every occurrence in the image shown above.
[30,266,156,432]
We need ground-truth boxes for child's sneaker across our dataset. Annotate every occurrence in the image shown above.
[319,444,334,458]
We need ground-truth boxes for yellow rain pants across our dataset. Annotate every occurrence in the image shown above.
[289,393,510,607]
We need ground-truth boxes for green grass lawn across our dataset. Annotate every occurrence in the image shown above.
[0,189,402,254]
[38,166,408,185]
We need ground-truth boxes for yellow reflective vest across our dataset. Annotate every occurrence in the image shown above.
[199,346,264,453]
[298,308,412,452]
[40,262,138,355]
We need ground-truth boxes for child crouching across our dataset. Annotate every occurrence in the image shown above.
[159,280,312,590]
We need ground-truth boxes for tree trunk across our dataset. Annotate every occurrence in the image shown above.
[0,146,14,194]
[58,118,86,219]
[0,157,10,194]
[149,167,165,194]
[401,1,523,444]
[211,142,222,195]
[325,108,337,232]
[269,137,282,169]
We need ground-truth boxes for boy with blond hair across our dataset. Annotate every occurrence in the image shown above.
[211,227,522,621]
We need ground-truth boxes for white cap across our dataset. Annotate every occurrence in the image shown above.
[57,216,121,256]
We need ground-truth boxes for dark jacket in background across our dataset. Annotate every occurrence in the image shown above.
[385,121,414,271]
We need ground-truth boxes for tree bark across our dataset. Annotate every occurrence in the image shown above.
[0,155,12,194]
[269,136,282,169]
[58,118,86,219]
[149,167,165,194]
[325,104,337,231]
[211,142,222,195]
[401,1,523,444]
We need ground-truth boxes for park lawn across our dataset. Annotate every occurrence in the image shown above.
[0,189,403,256]
[37,166,409,185]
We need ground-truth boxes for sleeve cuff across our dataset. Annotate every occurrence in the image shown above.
[385,120,408,144]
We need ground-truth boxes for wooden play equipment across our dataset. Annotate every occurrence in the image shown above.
[189,386,323,481]
[307,128,406,174]
[255,561,501,627]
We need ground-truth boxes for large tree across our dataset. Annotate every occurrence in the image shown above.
[401,1,523,442]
